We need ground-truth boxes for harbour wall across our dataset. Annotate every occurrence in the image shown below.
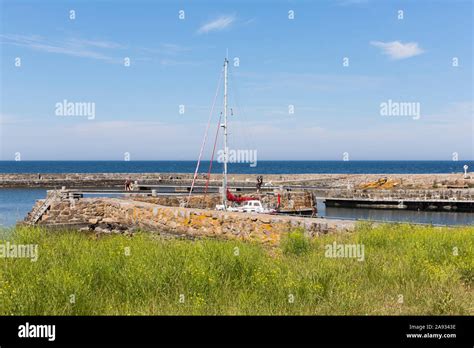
[25,196,355,245]
[324,188,474,200]
[131,190,314,211]
[1,173,472,189]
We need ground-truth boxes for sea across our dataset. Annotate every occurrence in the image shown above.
[0,161,473,228]
[0,160,472,174]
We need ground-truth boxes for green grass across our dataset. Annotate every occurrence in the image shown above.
[0,223,472,315]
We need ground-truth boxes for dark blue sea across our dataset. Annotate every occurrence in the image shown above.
[0,160,472,174]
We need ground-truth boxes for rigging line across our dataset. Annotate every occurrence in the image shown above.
[204,112,223,194]
[187,68,223,205]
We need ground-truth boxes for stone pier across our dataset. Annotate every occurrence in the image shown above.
[24,195,355,245]
[2,172,473,189]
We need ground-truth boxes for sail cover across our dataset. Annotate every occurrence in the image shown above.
[226,189,255,203]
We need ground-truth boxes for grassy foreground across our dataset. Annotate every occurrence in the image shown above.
[0,223,472,315]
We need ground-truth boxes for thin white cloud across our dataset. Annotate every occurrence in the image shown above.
[370,40,424,60]
[1,34,193,64]
[197,15,236,34]
[242,18,256,25]
[67,38,126,49]
[0,34,124,61]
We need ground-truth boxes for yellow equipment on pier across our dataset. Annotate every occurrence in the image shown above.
[359,178,399,189]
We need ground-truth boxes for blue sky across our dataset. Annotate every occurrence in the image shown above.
[0,0,472,160]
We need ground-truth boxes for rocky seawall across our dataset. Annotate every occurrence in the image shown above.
[24,195,354,245]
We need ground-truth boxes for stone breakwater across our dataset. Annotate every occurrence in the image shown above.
[324,188,474,200]
[25,196,354,245]
[131,190,314,211]
[1,173,472,189]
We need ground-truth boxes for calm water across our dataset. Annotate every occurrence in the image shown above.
[0,189,47,227]
[0,189,472,228]
[316,201,473,226]
[0,160,473,174]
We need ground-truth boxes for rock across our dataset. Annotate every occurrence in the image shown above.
[29,194,357,245]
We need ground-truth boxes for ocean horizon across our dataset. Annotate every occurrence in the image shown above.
[0,160,472,174]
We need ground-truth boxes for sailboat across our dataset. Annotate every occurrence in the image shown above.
[186,57,271,213]
[186,57,275,213]
[214,58,275,214]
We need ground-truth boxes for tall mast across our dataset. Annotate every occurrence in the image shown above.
[222,57,229,205]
